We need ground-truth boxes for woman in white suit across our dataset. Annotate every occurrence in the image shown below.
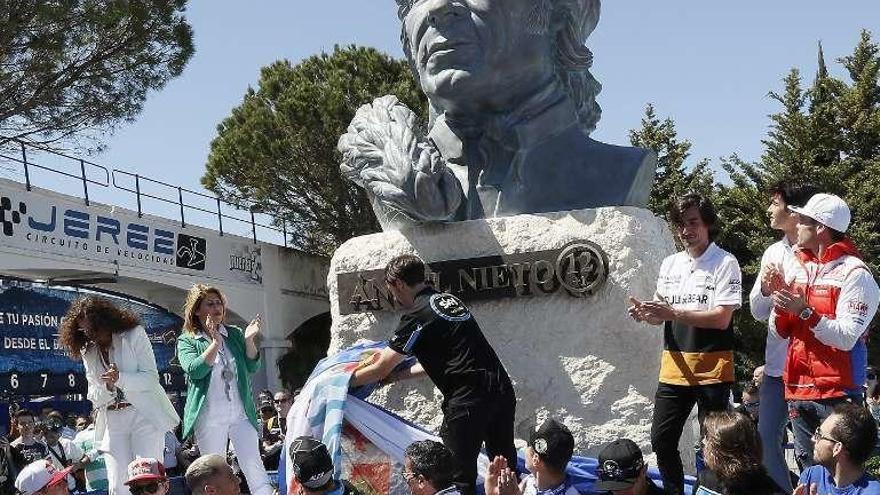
[59,297,179,495]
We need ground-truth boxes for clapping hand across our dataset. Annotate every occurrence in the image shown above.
[793,484,818,495]
[761,263,787,296]
[245,314,262,341]
[485,456,521,495]
[205,315,220,341]
[628,296,670,325]
[772,287,808,315]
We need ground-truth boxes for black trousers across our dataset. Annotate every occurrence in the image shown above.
[440,390,518,495]
[651,382,731,495]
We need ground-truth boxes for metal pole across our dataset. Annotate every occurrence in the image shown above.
[20,142,31,191]
[178,187,185,227]
[250,209,257,244]
[80,159,89,206]
[282,220,287,248]
[216,197,224,236]
[135,174,143,218]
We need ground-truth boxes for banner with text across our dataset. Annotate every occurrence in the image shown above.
[0,280,186,396]
[0,180,263,285]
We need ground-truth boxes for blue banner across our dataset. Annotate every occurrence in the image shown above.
[0,279,186,396]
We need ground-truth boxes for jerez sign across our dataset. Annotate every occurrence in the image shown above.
[337,241,609,315]
[0,180,262,285]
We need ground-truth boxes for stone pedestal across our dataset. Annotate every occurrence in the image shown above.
[328,207,683,458]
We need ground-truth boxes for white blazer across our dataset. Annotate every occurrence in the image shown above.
[81,325,180,449]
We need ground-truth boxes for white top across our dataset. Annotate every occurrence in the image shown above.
[779,251,880,351]
[46,438,82,489]
[199,325,246,427]
[81,325,180,450]
[520,474,579,495]
[749,238,795,377]
[656,243,742,310]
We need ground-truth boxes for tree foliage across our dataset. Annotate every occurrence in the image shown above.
[0,0,194,150]
[202,45,426,257]
[630,31,880,379]
[718,30,880,376]
[629,103,714,218]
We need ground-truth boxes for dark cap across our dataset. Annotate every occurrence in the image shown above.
[528,418,574,470]
[290,436,334,489]
[594,439,645,491]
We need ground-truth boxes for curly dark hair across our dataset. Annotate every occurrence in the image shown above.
[59,296,141,359]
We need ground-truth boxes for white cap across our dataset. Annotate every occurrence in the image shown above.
[789,193,851,233]
[15,460,71,495]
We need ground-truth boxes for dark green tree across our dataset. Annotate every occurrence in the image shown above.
[202,45,426,257]
[629,104,714,218]
[0,0,194,150]
[837,31,880,274]
[720,32,880,377]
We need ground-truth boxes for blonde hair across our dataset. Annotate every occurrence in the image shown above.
[182,284,227,334]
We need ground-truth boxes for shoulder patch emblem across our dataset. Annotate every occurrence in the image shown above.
[429,293,471,322]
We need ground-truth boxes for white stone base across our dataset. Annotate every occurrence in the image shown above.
[328,207,692,462]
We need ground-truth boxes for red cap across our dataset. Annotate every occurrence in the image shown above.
[124,458,167,485]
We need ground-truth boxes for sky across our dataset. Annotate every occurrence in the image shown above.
[6,2,879,239]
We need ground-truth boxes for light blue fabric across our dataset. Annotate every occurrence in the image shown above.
[758,374,794,492]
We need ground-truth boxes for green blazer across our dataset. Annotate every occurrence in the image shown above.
[177,325,262,439]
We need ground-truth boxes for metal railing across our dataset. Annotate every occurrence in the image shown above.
[0,141,110,205]
[0,138,288,246]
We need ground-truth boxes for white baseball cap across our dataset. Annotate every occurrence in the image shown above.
[789,193,851,233]
[15,460,72,495]
[125,457,167,485]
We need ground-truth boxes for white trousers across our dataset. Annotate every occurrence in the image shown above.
[104,407,165,495]
[195,415,273,495]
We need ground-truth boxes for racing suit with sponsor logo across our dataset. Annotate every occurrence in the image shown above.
[775,239,880,467]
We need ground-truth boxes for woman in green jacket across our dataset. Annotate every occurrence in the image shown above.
[176,284,272,495]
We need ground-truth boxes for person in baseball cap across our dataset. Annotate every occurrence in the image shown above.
[518,418,578,495]
[124,458,169,495]
[15,460,72,495]
[289,436,356,495]
[594,439,664,495]
[788,193,851,234]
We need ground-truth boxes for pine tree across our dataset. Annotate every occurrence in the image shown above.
[836,31,880,273]
[629,104,714,218]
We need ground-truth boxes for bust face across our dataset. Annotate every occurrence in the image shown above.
[403,0,554,115]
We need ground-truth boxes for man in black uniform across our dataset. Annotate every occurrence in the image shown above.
[351,255,517,495]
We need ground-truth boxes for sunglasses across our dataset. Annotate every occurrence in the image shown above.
[274,398,291,404]
[130,482,164,495]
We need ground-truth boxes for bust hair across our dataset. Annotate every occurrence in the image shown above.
[59,296,142,360]
[185,454,229,494]
[396,0,602,134]
[385,254,426,287]
[404,440,455,490]
[182,284,227,334]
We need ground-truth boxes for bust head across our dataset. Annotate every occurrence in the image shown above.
[397,0,602,133]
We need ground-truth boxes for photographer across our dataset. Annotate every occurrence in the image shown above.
[43,419,83,490]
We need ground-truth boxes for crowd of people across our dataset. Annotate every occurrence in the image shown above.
[0,384,295,495]
[3,182,880,495]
